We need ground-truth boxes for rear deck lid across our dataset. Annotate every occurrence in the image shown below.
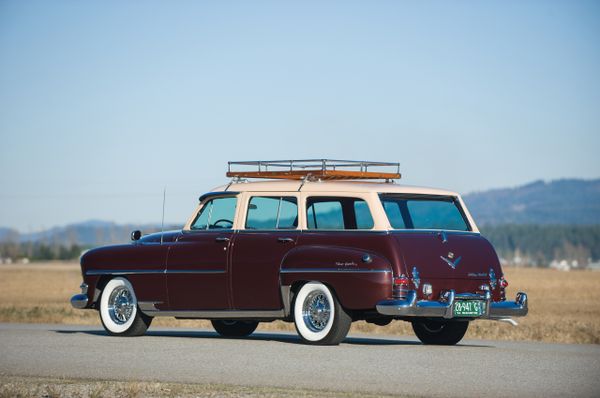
[392,231,500,279]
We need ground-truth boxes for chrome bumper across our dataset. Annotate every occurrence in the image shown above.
[70,283,89,309]
[376,290,528,320]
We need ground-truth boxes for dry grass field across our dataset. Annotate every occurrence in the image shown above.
[0,261,598,344]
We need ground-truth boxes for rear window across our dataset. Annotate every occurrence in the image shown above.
[306,197,374,230]
[380,195,470,231]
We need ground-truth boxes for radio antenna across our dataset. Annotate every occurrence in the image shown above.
[160,187,166,245]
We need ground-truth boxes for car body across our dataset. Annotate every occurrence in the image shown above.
[71,161,527,345]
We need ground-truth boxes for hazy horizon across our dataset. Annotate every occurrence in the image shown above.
[1,2,599,231]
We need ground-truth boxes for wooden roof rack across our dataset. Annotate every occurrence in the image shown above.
[226,159,401,181]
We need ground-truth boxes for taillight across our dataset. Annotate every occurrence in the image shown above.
[394,276,410,285]
[393,274,410,299]
[500,277,509,288]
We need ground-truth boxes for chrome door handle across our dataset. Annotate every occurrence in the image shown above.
[215,237,230,243]
[277,237,294,243]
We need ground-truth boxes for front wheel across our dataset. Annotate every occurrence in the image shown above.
[293,282,351,345]
[99,277,152,336]
[211,320,259,337]
[411,319,469,345]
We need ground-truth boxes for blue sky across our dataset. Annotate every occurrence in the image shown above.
[1,1,599,231]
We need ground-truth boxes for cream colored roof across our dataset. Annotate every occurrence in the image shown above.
[212,180,460,196]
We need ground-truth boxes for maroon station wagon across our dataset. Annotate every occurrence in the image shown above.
[71,160,528,345]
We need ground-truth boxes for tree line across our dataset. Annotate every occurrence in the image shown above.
[1,224,599,267]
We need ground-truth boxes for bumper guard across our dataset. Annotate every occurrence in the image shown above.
[70,283,89,309]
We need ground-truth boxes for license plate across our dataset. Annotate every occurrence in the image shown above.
[453,300,484,317]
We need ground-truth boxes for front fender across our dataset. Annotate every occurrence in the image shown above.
[280,245,393,310]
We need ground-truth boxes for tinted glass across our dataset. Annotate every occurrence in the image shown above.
[382,200,406,229]
[246,196,298,229]
[307,201,344,229]
[380,196,469,231]
[306,197,373,230]
[278,198,298,229]
[354,200,375,229]
[191,197,237,230]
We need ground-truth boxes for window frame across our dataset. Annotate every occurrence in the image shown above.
[185,193,240,232]
[304,195,375,231]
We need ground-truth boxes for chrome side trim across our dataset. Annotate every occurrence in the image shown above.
[167,270,226,274]
[86,269,226,276]
[140,309,286,319]
[86,269,164,276]
[280,268,391,274]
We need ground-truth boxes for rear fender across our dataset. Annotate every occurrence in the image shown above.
[280,245,393,310]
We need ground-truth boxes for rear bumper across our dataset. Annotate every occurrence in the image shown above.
[376,290,528,320]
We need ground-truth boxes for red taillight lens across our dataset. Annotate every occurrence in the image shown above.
[394,276,410,286]
[500,278,509,288]
[392,274,410,299]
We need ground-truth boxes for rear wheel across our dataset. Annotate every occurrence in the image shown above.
[211,320,259,337]
[293,282,351,345]
[99,277,152,336]
[411,319,469,345]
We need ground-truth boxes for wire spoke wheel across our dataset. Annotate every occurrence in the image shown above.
[302,291,331,332]
[108,286,135,324]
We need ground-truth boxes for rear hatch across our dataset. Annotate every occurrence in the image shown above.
[392,231,503,300]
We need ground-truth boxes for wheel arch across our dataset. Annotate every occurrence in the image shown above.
[280,245,393,311]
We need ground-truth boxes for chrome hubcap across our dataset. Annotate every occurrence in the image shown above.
[108,286,135,324]
[302,291,331,332]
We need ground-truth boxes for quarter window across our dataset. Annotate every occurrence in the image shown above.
[246,196,298,230]
[191,197,237,230]
[306,197,374,230]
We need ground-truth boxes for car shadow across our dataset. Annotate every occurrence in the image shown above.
[53,328,491,347]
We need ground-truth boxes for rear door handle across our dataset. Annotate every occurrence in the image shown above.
[215,237,230,243]
[277,237,294,243]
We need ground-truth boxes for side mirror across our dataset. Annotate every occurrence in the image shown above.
[131,230,142,241]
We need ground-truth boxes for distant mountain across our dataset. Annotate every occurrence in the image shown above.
[3,220,182,246]
[1,178,599,247]
[463,178,600,225]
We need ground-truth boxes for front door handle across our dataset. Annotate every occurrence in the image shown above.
[277,237,294,244]
[215,237,230,243]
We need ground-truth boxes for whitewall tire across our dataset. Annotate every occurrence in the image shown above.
[293,282,352,345]
[99,277,152,336]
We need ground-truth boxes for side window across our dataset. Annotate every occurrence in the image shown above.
[191,196,237,230]
[354,200,375,229]
[246,196,298,230]
[307,201,344,229]
[306,197,374,230]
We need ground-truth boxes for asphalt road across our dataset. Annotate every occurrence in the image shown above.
[0,323,598,397]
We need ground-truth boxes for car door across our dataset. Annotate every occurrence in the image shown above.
[231,195,299,310]
[166,195,238,310]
